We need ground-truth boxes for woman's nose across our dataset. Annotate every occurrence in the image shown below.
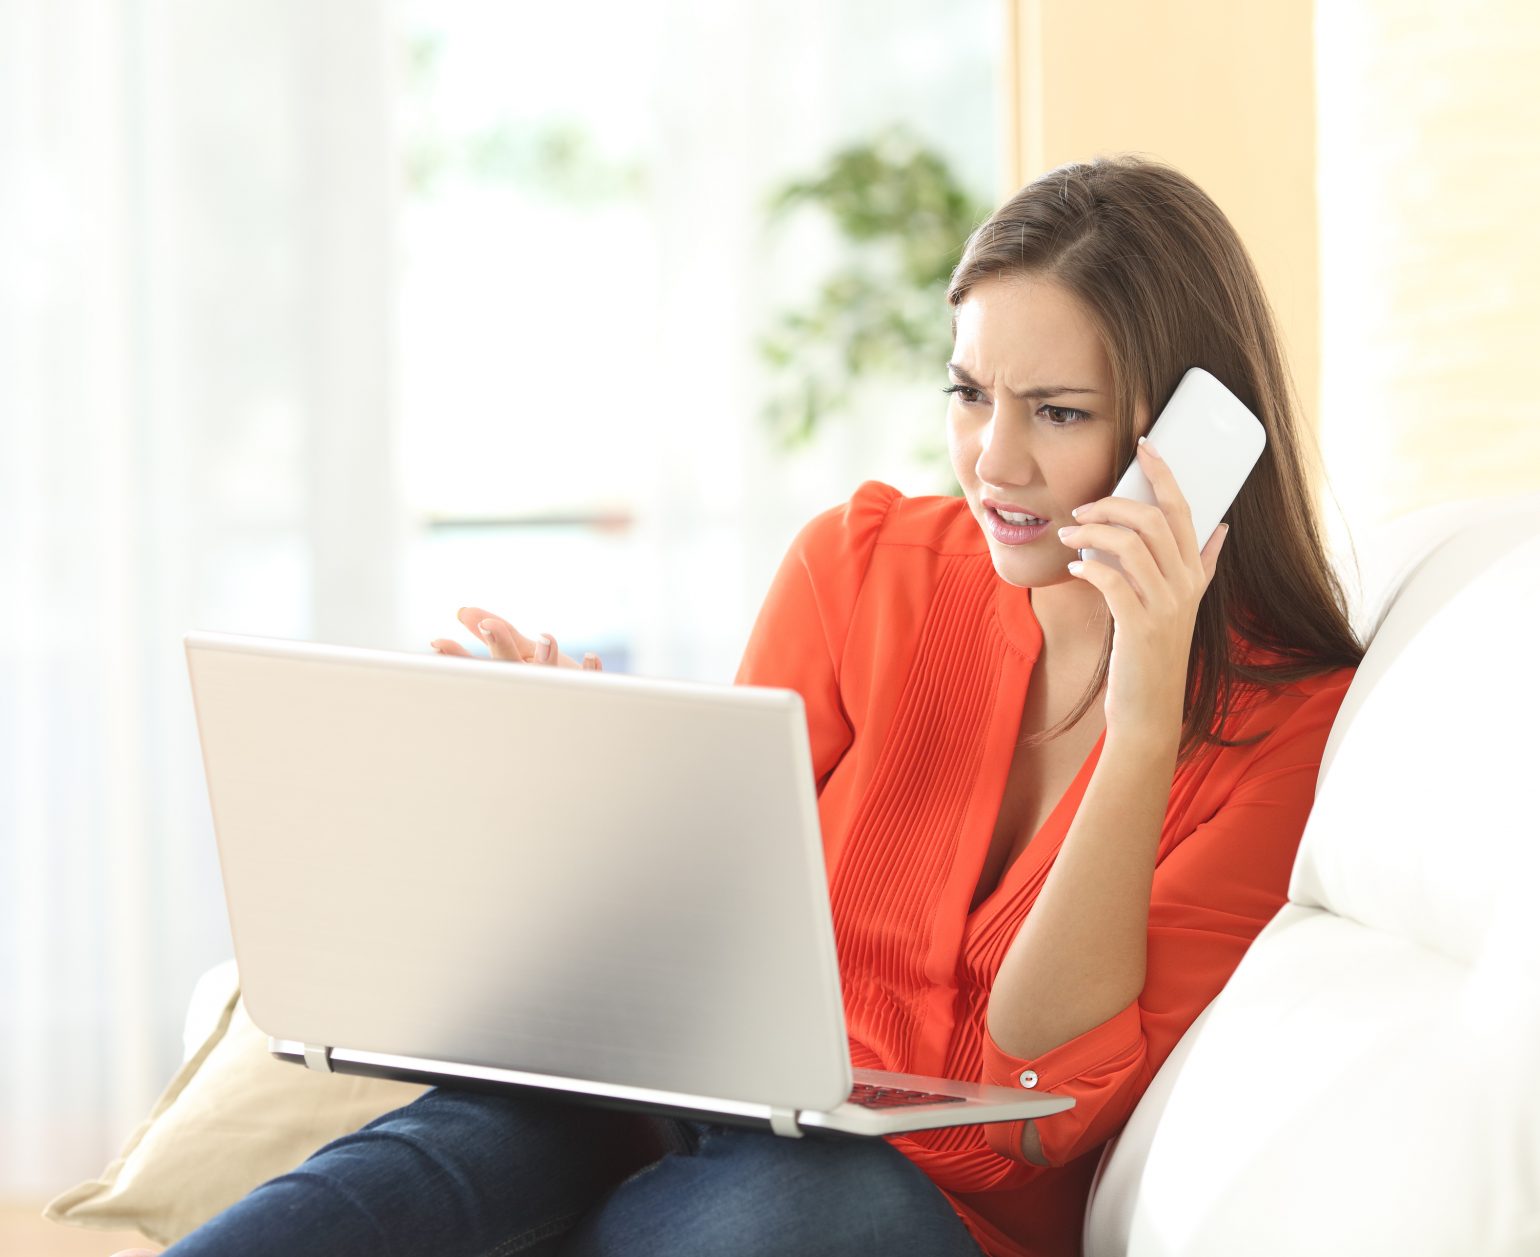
[974,410,1039,484]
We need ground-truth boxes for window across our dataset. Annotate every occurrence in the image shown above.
[395,0,999,679]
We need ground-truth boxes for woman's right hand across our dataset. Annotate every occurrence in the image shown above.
[430,606,603,671]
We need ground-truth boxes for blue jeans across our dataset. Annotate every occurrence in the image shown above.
[162,1086,987,1256]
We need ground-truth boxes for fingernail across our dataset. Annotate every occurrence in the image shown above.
[583,652,598,669]
[1139,436,1161,458]
[1067,560,1085,575]
[479,620,496,638]
[1071,504,1090,518]
[537,635,552,662]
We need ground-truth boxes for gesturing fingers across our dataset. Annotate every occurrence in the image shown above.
[459,606,557,664]
[540,636,603,670]
[458,606,538,661]
[473,620,517,662]
[439,608,604,671]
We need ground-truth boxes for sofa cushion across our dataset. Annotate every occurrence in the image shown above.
[1295,497,1540,955]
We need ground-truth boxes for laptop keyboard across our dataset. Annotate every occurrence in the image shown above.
[848,1082,967,1109]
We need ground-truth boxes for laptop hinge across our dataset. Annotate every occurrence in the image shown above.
[302,1043,335,1074]
[768,1107,803,1138]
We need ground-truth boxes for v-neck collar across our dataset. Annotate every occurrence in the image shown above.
[965,718,1108,923]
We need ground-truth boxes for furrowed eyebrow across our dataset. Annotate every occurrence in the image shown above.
[945,362,1099,402]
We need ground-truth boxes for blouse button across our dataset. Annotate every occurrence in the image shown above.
[1018,1069,1039,1089]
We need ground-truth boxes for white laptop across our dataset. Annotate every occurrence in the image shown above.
[183,630,1073,1139]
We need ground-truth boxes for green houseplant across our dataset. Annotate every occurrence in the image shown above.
[759,127,991,493]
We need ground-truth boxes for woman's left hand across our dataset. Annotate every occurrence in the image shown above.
[1055,438,1229,736]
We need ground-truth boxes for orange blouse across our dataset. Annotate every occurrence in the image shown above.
[733,480,1356,1257]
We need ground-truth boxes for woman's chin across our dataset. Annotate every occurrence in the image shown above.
[989,558,1058,590]
[986,544,1070,590]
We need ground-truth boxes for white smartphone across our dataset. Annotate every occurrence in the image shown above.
[1080,367,1266,575]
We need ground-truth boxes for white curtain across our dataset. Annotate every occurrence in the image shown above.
[0,0,998,1199]
[0,0,401,1193]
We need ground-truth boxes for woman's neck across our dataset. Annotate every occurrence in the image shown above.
[1029,579,1110,657]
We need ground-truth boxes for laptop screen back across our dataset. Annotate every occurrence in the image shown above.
[185,632,851,1113]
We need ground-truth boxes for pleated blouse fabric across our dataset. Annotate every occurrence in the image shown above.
[732,480,1356,1257]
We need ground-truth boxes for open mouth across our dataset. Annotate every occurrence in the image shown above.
[981,497,1051,526]
[984,506,1053,544]
[990,506,1047,526]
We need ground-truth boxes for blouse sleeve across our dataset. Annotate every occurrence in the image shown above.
[979,667,1356,1169]
[732,479,899,793]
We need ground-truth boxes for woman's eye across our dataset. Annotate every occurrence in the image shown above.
[941,384,984,404]
[1040,405,1089,426]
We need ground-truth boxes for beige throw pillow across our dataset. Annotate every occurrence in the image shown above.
[45,968,427,1247]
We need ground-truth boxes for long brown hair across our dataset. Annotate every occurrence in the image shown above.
[947,155,1362,766]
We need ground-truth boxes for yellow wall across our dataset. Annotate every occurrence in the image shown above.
[1001,0,1540,530]
[1002,0,1319,427]
[1314,0,1540,528]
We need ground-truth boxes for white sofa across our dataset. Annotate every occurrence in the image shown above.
[1083,492,1540,1256]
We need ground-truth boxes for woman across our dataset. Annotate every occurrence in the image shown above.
[123,154,1362,1257]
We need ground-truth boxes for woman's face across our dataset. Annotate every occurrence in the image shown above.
[946,275,1146,592]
